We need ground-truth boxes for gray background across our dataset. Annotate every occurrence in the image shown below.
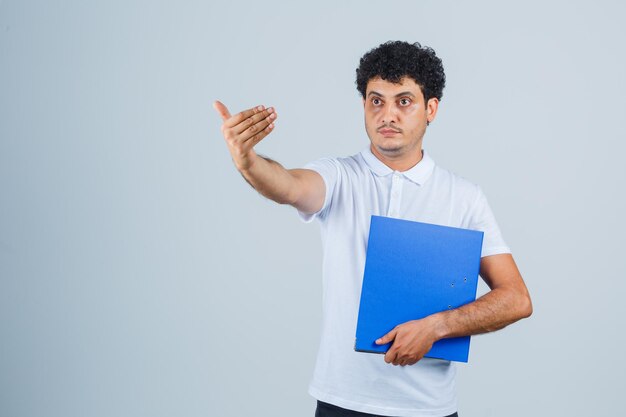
[1,0,625,416]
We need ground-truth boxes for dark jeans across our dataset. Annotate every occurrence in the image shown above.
[315,400,458,417]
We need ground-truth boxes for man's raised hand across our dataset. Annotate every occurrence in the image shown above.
[213,100,277,172]
[213,99,324,212]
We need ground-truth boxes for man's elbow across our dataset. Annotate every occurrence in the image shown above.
[517,291,533,320]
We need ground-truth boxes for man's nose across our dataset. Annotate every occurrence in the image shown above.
[381,103,398,124]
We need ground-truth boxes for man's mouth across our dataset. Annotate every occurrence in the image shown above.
[378,128,401,136]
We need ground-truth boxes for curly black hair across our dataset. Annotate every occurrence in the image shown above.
[356,41,446,103]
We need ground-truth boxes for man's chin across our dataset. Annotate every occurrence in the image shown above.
[375,144,404,155]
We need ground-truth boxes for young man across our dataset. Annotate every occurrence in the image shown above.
[214,41,532,417]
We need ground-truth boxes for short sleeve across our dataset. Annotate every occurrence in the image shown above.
[469,186,512,257]
[297,157,339,223]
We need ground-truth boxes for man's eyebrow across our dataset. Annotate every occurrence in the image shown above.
[367,91,416,98]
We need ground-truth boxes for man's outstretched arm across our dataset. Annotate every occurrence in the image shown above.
[214,100,325,214]
[377,253,532,366]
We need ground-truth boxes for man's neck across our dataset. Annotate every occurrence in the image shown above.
[370,144,424,172]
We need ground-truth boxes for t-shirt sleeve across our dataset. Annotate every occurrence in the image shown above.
[296,157,339,223]
[469,186,512,257]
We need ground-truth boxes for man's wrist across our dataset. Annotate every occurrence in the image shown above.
[426,311,452,342]
[235,150,259,175]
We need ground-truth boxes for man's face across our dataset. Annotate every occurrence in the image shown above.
[363,76,438,160]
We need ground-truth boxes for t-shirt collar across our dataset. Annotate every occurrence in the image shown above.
[360,145,435,186]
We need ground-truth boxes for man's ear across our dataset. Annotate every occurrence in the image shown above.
[426,97,439,124]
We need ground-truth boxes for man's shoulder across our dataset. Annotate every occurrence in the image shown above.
[328,149,366,164]
[431,163,483,200]
[305,151,367,173]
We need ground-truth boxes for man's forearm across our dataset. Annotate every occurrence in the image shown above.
[430,285,532,340]
[238,152,298,205]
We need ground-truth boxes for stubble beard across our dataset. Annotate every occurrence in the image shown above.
[367,128,425,160]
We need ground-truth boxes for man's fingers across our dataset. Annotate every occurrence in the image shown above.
[246,121,276,148]
[239,112,277,142]
[223,105,266,128]
[213,100,232,121]
[384,349,397,364]
[381,328,399,364]
[234,107,276,135]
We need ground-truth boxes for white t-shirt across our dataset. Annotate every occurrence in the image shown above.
[297,146,511,417]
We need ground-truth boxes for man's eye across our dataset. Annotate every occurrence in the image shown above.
[372,98,381,105]
[399,98,411,106]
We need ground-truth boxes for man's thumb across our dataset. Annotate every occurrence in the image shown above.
[213,100,231,121]
[376,328,397,345]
